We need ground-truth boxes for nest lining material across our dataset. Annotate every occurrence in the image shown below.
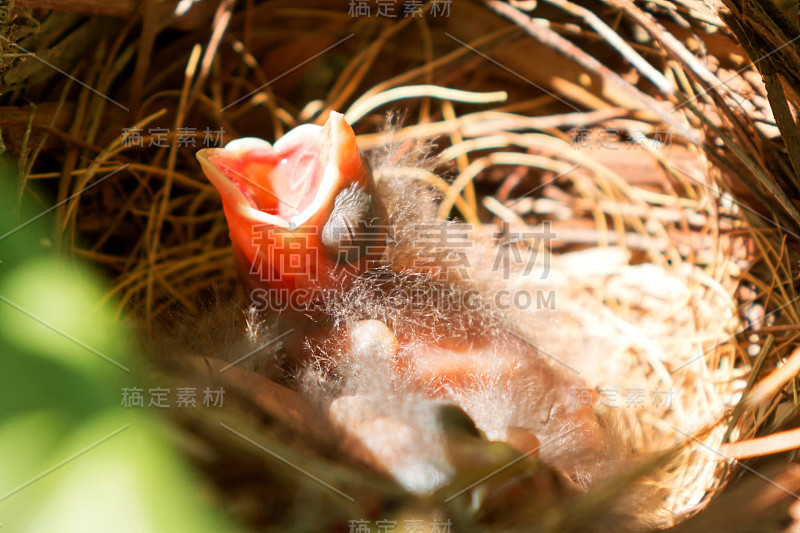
[377,127,746,518]
[5,0,794,529]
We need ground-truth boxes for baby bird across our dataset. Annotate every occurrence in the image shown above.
[196,111,626,500]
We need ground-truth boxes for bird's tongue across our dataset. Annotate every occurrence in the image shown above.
[269,142,321,219]
[205,129,325,223]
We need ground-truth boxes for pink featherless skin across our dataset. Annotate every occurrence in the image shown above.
[197,111,633,503]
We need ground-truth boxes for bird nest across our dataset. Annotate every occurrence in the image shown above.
[4,0,800,531]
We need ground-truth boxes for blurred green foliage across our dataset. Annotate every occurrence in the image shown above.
[0,153,234,532]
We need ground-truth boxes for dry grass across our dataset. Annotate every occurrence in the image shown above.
[4,0,800,530]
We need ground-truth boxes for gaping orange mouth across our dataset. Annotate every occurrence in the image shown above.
[213,133,324,223]
[197,111,368,230]
[197,111,381,294]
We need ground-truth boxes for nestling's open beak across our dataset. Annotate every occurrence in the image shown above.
[197,111,384,297]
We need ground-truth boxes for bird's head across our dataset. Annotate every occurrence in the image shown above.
[197,111,385,307]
